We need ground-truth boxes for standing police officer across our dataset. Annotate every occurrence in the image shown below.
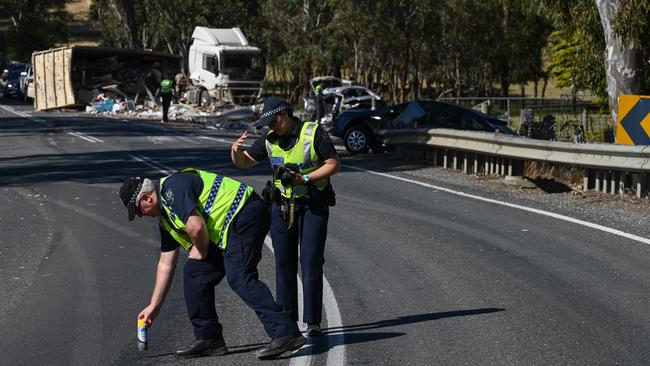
[314,82,325,124]
[231,97,340,336]
[159,75,174,123]
[119,168,304,359]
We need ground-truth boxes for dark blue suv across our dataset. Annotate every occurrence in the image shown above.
[332,100,513,154]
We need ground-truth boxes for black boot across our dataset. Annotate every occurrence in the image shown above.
[305,323,323,337]
[175,336,228,358]
[256,332,306,360]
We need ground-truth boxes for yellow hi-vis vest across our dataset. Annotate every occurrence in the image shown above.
[265,121,328,198]
[158,168,253,250]
[160,79,173,94]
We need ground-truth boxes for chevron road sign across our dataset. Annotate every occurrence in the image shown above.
[617,95,650,145]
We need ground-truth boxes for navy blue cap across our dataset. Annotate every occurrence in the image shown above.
[256,96,290,128]
[119,177,144,221]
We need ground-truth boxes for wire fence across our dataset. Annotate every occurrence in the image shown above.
[438,96,614,143]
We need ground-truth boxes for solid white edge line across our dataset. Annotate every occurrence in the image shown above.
[343,164,650,246]
[322,275,345,366]
[263,236,312,366]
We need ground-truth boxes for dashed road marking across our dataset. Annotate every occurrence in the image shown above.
[63,128,104,143]
[0,104,54,127]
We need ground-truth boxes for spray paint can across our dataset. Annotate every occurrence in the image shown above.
[137,318,148,351]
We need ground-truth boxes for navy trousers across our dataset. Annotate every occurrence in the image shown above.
[223,196,298,339]
[183,248,225,340]
[270,200,329,325]
[182,194,298,340]
[161,93,172,122]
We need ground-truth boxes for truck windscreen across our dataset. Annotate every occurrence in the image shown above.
[221,53,265,80]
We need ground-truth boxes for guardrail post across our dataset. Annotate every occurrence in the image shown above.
[602,171,609,193]
[489,156,495,175]
[463,152,467,174]
[500,158,506,176]
[443,149,448,169]
[610,171,617,194]
[583,169,591,191]
[452,150,458,170]
[483,155,490,175]
[619,172,626,195]
[473,154,479,175]
[637,172,646,198]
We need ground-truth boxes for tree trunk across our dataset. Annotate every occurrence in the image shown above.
[595,0,641,131]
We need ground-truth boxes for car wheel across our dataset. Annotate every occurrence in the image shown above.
[344,125,371,154]
[199,90,212,108]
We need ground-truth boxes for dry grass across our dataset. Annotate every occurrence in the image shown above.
[507,80,581,99]
[65,0,92,22]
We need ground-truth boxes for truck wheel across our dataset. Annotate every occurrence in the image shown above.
[344,125,371,154]
[199,90,212,108]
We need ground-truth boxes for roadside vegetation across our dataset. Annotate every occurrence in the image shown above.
[2,0,650,126]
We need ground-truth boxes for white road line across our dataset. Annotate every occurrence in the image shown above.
[0,104,54,127]
[175,135,201,144]
[263,236,312,366]
[198,135,234,144]
[63,128,104,143]
[264,234,346,366]
[128,154,173,175]
[322,276,345,366]
[344,164,650,246]
[64,129,99,143]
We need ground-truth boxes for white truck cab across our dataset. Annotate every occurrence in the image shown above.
[188,27,265,107]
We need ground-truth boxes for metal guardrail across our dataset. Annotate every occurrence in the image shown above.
[380,128,650,197]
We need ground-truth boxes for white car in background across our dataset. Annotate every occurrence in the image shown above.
[19,63,33,101]
[304,76,383,129]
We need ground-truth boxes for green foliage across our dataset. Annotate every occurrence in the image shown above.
[547,29,605,96]
[0,0,70,62]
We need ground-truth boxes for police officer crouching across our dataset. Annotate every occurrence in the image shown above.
[119,168,304,359]
[231,97,341,337]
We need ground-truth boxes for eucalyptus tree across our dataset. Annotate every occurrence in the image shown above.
[544,0,650,125]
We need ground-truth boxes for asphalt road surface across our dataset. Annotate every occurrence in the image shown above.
[2,98,650,366]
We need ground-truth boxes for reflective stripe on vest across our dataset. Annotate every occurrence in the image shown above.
[159,169,252,250]
[161,79,173,93]
[265,121,328,198]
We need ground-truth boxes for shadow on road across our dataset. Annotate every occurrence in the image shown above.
[293,308,506,356]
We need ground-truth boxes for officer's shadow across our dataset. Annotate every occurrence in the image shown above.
[283,307,506,358]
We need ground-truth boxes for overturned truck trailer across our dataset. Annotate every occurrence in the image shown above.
[32,46,180,111]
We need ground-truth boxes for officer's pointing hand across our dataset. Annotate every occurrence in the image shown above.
[232,130,248,153]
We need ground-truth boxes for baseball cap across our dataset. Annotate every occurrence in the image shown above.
[119,177,145,221]
[255,96,290,128]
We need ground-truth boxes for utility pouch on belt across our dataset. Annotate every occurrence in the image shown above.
[261,181,273,210]
[323,183,336,207]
